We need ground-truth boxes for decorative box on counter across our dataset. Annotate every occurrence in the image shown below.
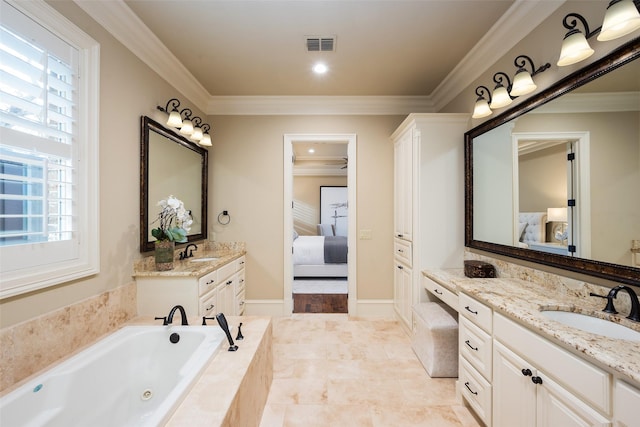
[464,260,496,278]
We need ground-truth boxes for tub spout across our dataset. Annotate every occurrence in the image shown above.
[167,305,189,326]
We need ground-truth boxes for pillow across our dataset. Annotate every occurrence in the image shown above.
[293,230,299,240]
[518,222,528,242]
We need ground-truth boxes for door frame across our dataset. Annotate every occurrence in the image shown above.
[283,133,357,315]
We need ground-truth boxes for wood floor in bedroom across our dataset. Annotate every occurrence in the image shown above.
[292,279,348,313]
[293,293,348,313]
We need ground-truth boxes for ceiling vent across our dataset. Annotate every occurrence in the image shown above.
[305,36,336,52]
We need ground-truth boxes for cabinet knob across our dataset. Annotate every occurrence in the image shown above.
[397,234,403,238]
[434,288,443,295]
[531,376,543,385]
[521,368,532,376]
[226,280,233,285]
[205,304,214,312]
[397,265,403,270]
[398,249,404,253]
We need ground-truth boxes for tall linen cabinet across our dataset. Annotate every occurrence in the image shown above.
[391,114,468,332]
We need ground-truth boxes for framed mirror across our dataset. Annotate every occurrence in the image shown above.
[140,116,208,252]
[465,38,640,286]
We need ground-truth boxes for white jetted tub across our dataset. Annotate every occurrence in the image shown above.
[0,325,227,427]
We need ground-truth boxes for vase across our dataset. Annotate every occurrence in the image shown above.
[155,240,175,271]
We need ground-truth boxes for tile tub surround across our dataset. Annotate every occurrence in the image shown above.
[422,269,640,386]
[134,241,246,277]
[0,282,137,393]
[151,315,272,427]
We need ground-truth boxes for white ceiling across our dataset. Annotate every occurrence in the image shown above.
[76,1,566,114]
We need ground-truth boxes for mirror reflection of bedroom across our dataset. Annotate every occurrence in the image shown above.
[292,141,348,313]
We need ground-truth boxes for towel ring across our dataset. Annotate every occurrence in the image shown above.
[217,211,231,225]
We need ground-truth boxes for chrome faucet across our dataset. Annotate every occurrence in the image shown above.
[179,243,198,260]
[167,305,189,325]
[604,285,640,322]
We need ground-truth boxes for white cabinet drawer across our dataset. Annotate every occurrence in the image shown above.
[494,313,611,414]
[422,275,457,311]
[198,270,218,296]
[236,289,246,316]
[394,239,412,267]
[459,292,492,333]
[199,288,217,316]
[236,271,246,295]
[460,358,492,426]
[236,255,246,271]
[460,317,492,380]
[218,260,237,282]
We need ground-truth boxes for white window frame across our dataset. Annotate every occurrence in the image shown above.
[0,0,100,298]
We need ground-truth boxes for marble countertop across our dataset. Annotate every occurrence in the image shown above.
[422,269,640,386]
[133,242,246,277]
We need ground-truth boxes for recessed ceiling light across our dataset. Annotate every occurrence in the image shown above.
[308,148,315,154]
[312,63,328,74]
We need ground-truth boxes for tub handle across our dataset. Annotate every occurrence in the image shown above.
[202,316,216,326]
[154,316,168,325]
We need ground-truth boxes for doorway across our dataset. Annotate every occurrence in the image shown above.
[283,134,357,315]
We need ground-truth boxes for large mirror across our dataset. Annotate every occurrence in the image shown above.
[465,38,640,286]
[140,116,208,252]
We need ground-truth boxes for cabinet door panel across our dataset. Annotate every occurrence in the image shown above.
[537,373,611,427]
[493,341,536,427]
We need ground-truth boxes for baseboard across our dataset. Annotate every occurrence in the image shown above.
[245,299,395,318]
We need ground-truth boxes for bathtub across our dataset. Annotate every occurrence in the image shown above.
[0,325,227,427]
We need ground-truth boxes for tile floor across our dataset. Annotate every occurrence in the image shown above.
[259,314,482,427]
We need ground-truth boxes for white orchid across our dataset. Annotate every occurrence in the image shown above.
[151,195,193,242]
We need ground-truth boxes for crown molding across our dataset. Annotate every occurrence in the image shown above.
[74,0,210,112]
[532,92,640,114]
[207,96,434,115]
[431,0,566,112]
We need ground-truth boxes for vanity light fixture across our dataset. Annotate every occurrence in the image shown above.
[190,117,204,142]
[558,1,640,66]
[510,55,551,97]
[471,85,493,119]
[199,124,212,147]
[489,72,514,109]
[157,98,183,128]
[156,98,214,146]
[598,0,640,41]
[179,109,194,136]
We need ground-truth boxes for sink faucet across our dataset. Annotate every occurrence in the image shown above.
[605,285,640,322]
[167,305,189,325]
[179,243,198,260]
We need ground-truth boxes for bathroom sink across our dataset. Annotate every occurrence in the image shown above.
[189,257,219,263]
[540,310,640,341]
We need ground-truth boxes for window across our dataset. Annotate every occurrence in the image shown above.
[0,0,99,298]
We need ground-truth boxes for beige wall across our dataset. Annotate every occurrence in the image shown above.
[0,0,207,328]
[293,177,348,236]
[519,144,567,212]
[207,115,404,300]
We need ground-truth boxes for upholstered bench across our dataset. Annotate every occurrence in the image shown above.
[411,302,459,377]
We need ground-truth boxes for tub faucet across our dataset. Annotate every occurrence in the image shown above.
[167,305,189,325]
[605,285,640,322]
[179,243,198,260]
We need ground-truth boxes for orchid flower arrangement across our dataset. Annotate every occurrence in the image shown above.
[151,195,193,242]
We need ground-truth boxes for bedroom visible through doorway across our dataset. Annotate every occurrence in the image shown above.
[283,134,357,315]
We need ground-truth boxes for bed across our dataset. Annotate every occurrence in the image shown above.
[293,235,348,278]
[518,212,547,248]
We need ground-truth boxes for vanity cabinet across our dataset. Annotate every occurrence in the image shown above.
[137,255,246,318]
[459,292,619,427]
[391,114,468,332]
